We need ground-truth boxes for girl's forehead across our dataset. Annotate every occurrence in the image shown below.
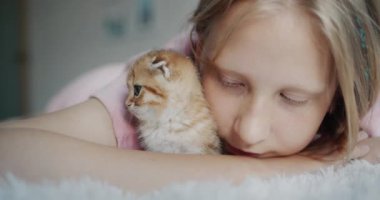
[204,1,284,58]
[205,1,329,63]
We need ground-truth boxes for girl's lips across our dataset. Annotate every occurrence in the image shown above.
[224,142,261,157]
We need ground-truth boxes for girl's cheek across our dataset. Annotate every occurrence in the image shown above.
[203,80,235,125]
[276,107,321,151]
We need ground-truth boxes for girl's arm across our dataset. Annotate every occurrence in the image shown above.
[0,98,376,194]
[0,99,117,147]
[0,128,324,194]
[360,136,380,164]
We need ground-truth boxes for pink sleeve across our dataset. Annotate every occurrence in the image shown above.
[45,62,141,149]
[361,94,380,137]
[91,68,141,149]
[45,63,126,112]
[164,26,196,55]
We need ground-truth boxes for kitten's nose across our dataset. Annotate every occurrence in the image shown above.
[126,99,134,107]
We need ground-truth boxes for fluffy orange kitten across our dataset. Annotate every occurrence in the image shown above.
[125,49,221,154]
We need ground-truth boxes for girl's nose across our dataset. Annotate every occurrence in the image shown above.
[233,98,271,147]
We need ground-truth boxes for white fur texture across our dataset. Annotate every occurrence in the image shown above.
[138,101,217,154]
[1,161,379,200]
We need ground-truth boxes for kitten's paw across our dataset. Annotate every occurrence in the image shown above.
[151,56,171,79]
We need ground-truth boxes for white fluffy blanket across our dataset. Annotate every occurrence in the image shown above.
[1,161,379,200]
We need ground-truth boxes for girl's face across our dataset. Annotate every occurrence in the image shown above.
[201,6,337,158]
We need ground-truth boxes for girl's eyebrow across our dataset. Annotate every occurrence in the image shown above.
[211,61,247,79]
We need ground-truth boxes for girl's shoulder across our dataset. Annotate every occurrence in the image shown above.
[46,62,141,149]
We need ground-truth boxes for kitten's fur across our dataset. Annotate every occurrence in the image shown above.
[125,50,221,154]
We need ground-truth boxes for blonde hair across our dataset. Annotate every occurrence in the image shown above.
[190,0,380,157]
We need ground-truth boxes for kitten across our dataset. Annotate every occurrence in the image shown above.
[125,49,221,154]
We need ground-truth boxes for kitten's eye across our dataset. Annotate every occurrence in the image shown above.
[134,85,142,97]
[280,93,308,106]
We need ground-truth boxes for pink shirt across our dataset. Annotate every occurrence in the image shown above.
[46,30,380,149]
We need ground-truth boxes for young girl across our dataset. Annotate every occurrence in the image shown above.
[1,0,380,194]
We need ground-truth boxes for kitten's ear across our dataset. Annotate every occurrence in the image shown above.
[150,56,171,79]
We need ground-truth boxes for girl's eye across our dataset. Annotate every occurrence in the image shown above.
[134,85,142,97]
[280,93,308,106]
[219,75,245,89]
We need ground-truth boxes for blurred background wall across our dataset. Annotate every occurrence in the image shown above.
[0,0,26,120]
[0,0,198,119]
